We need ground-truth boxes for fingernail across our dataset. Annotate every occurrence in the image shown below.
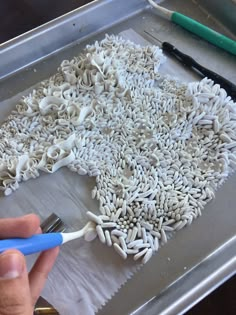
[0,253,24,279]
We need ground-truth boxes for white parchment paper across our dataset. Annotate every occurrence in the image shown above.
[0,29,199,315]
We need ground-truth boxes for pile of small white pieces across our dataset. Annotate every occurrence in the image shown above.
[1,35,236,264]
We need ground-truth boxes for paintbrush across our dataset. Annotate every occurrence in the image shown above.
[148,0,236,55]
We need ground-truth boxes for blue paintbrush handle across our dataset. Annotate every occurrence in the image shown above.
[0,233,63,256]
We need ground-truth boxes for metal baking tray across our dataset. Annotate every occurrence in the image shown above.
[0,1,235,314]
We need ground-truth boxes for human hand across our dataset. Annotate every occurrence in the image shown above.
[0,214,59,315]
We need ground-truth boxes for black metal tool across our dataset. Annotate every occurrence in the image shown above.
[40,213,67,233]
[144,30,236,101]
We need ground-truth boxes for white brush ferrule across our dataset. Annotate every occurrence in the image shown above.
[61,231,84,244]
[61,221,96,244]
[148,0,173,19]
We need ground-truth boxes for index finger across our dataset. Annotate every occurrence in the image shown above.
[29,247,60,305]
[0,214,40,239]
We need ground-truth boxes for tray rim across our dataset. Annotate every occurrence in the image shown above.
[0,0,146,80]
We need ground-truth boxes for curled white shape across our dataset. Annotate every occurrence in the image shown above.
[39,96,67,115]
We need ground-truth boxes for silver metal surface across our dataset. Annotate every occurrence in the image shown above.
[197,0,236,35]
[0,0,236,314]
[41,213,67,233]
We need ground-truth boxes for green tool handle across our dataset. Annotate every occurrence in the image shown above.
[172,12,236,56]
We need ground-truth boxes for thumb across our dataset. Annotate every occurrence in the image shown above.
[0,250,33,315]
